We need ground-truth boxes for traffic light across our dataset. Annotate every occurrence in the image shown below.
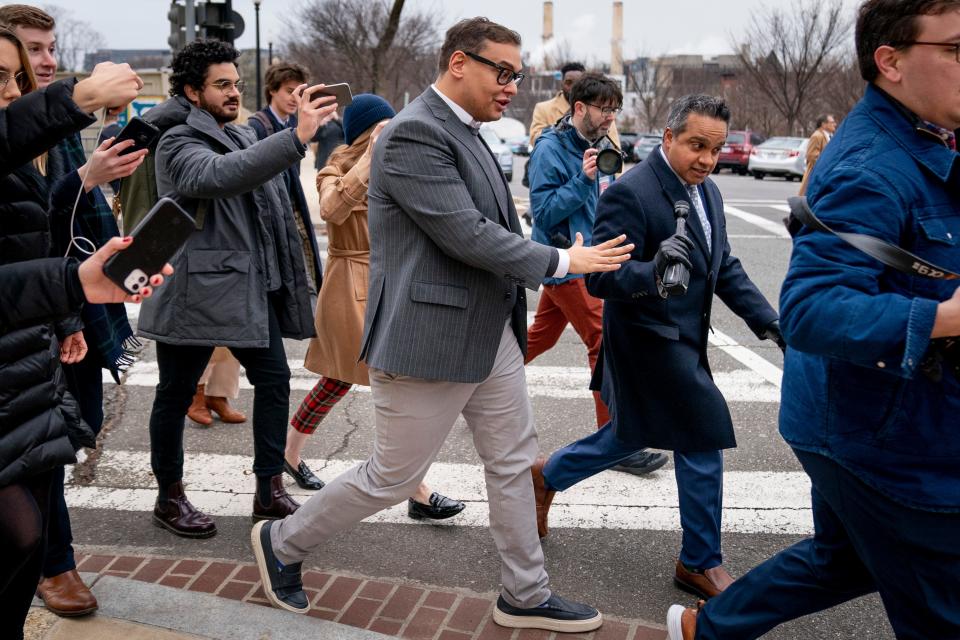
[199,0,245,46]
[167,1,186,52]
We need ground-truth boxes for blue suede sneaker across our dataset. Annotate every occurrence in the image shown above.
[493,593,602,633]
[251,520,309,613]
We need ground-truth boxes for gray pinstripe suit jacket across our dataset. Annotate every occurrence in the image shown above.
[360,88,557,383]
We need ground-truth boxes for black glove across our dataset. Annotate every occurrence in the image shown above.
[654,233,695,278]
[762,319,787,353]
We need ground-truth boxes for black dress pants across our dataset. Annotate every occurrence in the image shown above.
[148,298,290,490]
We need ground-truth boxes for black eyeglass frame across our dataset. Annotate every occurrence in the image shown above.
[463,51,525,87]
[585,102,623,117]
[890,40,960,62]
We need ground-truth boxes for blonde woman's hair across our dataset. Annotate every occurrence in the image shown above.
[0,27,45,174]
[326,124,375,174]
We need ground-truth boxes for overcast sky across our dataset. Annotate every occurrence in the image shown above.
[49,0,862,65]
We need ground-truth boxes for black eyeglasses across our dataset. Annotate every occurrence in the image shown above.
[463,51,525,87]
[892,40,960,62]
[207,79,246,94]
[586,103,622,117]
[0,70,27,91]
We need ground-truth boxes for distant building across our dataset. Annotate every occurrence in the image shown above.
[84,49,171,71]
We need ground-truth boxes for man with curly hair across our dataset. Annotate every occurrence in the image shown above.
[136,39,339,538]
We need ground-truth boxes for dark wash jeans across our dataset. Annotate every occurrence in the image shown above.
[149,298,290,490]
[696,449,960,640]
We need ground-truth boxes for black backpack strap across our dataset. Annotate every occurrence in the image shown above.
[787,196,960,281]
[248,110,276,139]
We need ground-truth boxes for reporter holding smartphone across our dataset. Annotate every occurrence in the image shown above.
[137,40,338,537]
[0,25,168,637]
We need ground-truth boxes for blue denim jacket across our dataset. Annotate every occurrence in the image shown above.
[779,85,960,511]
[528,121,610,285]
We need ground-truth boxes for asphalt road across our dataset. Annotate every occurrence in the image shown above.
[67,155,895,638]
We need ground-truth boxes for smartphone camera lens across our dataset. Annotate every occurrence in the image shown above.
[131,282,140,291]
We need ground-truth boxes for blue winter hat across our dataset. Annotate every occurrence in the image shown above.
[343,94,396,146]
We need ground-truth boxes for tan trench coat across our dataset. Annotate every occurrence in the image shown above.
[303,151,372,385]
[798,128,830,196]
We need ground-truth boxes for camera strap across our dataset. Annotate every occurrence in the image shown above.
[786,196,960,280]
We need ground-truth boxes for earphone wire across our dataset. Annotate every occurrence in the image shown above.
[64,108,109,257]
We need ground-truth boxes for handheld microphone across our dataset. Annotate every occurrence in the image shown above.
[661,201,691,296]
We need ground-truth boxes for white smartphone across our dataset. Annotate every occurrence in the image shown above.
[310,83,353,107]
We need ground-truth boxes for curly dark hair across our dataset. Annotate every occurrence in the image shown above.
[169,39,239,98]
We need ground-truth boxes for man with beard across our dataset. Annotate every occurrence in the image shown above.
[137,39,338,538]
[526,73,667,486]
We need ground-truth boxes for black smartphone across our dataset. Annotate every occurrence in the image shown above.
[310,83,353,107]
[103,197,194,294]
[112,116,160,156]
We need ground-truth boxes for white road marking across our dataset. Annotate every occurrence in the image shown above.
[68,450,813,535]
[768,204,791,214]
[708,329,783,389]
[723,206,791,238]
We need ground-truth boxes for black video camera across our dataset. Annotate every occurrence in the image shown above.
[593,135,626,175]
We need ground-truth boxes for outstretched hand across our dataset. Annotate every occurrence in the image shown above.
[294,84,339,145]
[567,233,633,275]
[78,236,174,304]
[79,137,148,192]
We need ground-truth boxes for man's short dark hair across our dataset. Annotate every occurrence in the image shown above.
[665,94,730,134]
[856,0,960,82]
[815,114,834,128]
[569,73,623,110]
[169,38,240,98]
[264,62,308,104]
[437,17,521,74]
[0,4,55,31]
[560,62,586,77]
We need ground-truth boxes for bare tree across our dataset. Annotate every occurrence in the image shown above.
[284,0,440,108]
[43,4,106,72]
[732,0,852,135]
[627,56,673,132]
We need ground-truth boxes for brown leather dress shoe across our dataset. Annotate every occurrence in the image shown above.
[152,481,217,538]
[252,475,300,522]
[205,395,247,423]
[531,456,556,538]
[673,560,734,599]
[187,384,213,426]
[37,569,98,617]
[666,600,704,640]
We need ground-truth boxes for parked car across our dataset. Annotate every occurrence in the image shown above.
[507,134,531,156]
[618,132,640,161]
[632,134,662,162]
[481,125,514,182]
[717,130,765,174]
[747,136,808,181]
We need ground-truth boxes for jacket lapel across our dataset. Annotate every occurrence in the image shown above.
[649,148,711,259]
[422,89,510,228]
[186,107,242,152]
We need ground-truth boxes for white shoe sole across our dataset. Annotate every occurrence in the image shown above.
[666,604,686,640]
[492,607,602,633]
[250,520,308,615]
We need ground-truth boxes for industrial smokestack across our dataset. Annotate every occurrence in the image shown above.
[543,1,554,68]
[611,1,624,75]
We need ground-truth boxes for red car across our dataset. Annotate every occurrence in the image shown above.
[716,130,766,175]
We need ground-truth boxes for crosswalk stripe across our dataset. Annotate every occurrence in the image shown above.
[68,450,813,535]
[723,206,792,238]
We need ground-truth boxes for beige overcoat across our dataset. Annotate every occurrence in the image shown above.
[303,151,372,385]
[798,128,830,196]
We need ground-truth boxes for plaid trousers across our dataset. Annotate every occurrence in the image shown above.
[290,377,352,434]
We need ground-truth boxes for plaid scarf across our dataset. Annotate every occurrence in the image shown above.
[48,133,137,382]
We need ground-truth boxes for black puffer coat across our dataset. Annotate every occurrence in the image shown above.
[0,78,98,486]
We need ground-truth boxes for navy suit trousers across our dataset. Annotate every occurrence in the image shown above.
[696,449,960,639]
[543,422,723,569]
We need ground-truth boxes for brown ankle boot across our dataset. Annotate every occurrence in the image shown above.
[187,384,213,426]
[37,569,98,617]
[152,481,217,538]
[205,395,247,423]
[252,475,300,522]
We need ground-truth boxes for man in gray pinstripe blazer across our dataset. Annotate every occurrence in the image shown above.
[252,18,632,633]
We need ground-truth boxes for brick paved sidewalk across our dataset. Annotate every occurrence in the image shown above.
[72,552,665,640]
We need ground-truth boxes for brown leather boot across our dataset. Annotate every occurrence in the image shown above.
[205,395,247,423]
[252,475,300,522]
[187,384,213,426]
[37,569,97,617]
[531,456,556,538]
[152,480,217,538]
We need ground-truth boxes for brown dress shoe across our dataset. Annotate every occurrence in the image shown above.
[252,475,300,522]
[531,456,556,538]
[205,395,247,423]
[37,569,98,617]
[187,384,213,426]
[673,560,734,599]
[152,481,217,538]
[666,600,704,640]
